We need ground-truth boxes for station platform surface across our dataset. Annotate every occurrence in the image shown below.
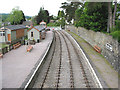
[1,31,53,88]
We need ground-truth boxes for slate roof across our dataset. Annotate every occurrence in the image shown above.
[4,25,27,30]
[22,21,33,26]
[34,26,45,31]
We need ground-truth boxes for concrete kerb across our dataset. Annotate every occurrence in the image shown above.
[64,31,107,89]
[21,31,55,89]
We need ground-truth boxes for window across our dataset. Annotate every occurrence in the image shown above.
[3,33,5,36]
[31,32,33,37]
[0,33,2,36]
[0,33,5,36]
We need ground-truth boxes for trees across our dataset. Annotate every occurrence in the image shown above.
[75,2,108,32]
[107,2,113,33]
[35,7,50,24]
[57,10,65,19]
[74,1,119,32]
[9,7,26,25]
[112,0,117,28]
[61,2,82,23]
[75,7,83,27]
[83,1,118,33]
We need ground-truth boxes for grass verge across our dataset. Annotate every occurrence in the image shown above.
[66,30,120,79]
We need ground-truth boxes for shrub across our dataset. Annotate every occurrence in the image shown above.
[116,20,120,31]
[110,31,120,43]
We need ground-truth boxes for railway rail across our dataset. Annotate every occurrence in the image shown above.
[24,30,103,89]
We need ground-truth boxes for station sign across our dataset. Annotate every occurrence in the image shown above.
[106,43,113,52]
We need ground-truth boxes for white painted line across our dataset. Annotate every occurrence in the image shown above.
[65,31,103,89]
[24,33,54,89]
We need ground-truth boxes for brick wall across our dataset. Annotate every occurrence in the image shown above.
[16,29,24,39]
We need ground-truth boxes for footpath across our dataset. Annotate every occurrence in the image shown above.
[1,31,53,88]
[66,30,119,88]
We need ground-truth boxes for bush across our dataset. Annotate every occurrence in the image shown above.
[116,20,120,31]
[47,22,60,27]
[110,31,120,43]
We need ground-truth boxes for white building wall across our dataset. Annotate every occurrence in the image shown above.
[24,29,28,36]
[28,28,40,42]
[5,29,11,42]
[0,34,5,42]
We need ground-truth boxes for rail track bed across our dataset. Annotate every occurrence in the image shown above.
[32,30,98,88]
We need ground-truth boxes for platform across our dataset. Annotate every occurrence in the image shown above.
[1,31,53,88]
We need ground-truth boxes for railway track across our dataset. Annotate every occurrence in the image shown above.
[26,30,102,89]
[59,31,91,88]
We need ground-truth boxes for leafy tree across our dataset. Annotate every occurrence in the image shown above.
[85,1,119,33]
[61,2,82,23]
[1,13,10,22]
[20,10,26,24]
[58,10,65,19]
[74,7,83,27]
[8,7,26,25]
[35,7,50,24]
[60,17,65,28]
[75,2,108,32]
[31,16,37,26]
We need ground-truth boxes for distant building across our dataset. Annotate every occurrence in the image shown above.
[22,21,33,28]
[27,25,45,42]
[39,21,47,28]
[50,20,55,23]
[2,22,11,26]
[0,25,27,43]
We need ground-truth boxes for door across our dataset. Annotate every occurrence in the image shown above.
[8,34,11,42]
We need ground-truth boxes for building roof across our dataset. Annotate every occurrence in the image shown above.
[27,25,45,32]
[34,26,45,31]
[39,21,46,25]
[4,25,27,30]
[22,21,33,26]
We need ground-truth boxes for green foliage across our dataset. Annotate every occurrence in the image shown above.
[75,2,108,32]
[57,10,65,19]
[115,20,120,30]
[47,22,60,27]
[0,13,10,22]
[59,17,65,28]
[35,7,50,24]
[31,16,37,26]
[110,31,120,43]
[8,7,26,25]
[61,2,82,23]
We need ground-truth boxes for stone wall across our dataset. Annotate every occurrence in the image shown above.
[66,25,119,71]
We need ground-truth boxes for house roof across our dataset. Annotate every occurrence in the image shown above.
[22,21,33,26]
[27,25,45,32]
[39,21,46,25]
[4,25,27,30]
[34,26,45,31]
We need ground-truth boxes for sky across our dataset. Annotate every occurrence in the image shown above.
[1,0,120,17]
[0,0,67,16]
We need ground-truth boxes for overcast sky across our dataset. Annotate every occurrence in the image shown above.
[0,0,67,16]
[1,0,120,16]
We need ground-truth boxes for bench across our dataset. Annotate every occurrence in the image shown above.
[27,45,33,52]
[93,45,101,53]
[13,42,21,49]
[0,53,3,58]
